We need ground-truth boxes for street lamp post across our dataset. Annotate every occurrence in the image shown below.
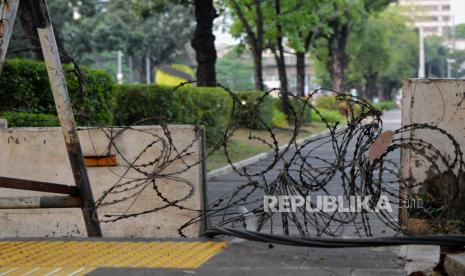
[447,59,456,78]
[418,27,425,79]
[117,50,124,84]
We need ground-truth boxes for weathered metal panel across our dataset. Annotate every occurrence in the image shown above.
[0,196,81,209]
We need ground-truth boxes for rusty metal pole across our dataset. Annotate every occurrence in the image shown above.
[30,0,102,236]
[0,0,20,74]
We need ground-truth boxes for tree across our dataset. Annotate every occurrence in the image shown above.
[78,1,193,82]
[192,0,218,86]
[313,0,393,93]
[455,23,465,40]
[216,50,254,90]
[283,0,320,97]
[229,0,266,91]
[348,6,418,100]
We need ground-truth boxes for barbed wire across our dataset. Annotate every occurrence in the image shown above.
[70,82,463,238]
[2,3,464,239]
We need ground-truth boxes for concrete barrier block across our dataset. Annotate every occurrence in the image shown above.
[0,125,206,238]
[400,79,465,231]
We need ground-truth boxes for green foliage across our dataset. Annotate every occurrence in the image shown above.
[271,97,312,125]
[7,1,195,83]
[422,36,465,79]
[272,109,289,128]
[1,112,59,127]
[315,96,338,110]
[288,98,312,124]
[0,59,116,126]
[216,50,254,91]
[114,84,233,145]
[235,91,274,130]
[373,101,396,111]
[310,108,343,124]
[347,6,418,100]
[456,23,465,40]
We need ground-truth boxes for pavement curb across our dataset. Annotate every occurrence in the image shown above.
[207,126,346,180]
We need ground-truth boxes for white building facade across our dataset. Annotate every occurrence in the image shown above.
[398,0,453,36]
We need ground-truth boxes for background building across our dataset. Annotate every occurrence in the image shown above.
[398,0,453,36]
[262,51,317,96]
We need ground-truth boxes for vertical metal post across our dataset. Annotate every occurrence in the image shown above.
[198,126,208,234]
[418,27,425,79]
[32,0,102,236]
[128,56,133,83]
[0,0,20,74]
[145,54,151,84]
[116,50,123,84]
[447,59,456,78]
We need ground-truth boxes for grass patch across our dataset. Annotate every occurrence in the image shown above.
[206,123,326,171]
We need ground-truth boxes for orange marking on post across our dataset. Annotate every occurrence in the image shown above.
[84,155,118,167]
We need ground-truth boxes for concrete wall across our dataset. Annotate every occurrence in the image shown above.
[401,79,465,225]
[0,126,205,238]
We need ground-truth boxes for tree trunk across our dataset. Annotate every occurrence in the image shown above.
[191,0,217,87]
[18,0,73,63]
[229,0,264,91]
[18,0,43,60]
[273,0,291,119]
[296,52,306,97]
[326,22,350,93]
[328,53,344,92]
[364,72,378,101]
[252,46,264,91]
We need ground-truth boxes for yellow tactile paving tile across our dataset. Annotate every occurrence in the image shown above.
[0,266,94,276]
[0,241,226,275]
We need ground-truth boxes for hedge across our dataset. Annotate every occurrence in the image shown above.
[114,84,233,145]
[0,58,282,145]
[1,112,59,127]
[235,91,274,129]
[272,97,312,125]
[310,108,344,124]
[0,59,115,125]
[373,101,396,111]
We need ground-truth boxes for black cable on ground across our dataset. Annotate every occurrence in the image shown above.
[204,227,465,248]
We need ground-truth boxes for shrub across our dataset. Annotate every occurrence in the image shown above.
[235,91,274,129]
[288,98,312,124]
[0,58,116,126]
[373,101,396,111]
[272,97,312,124]
[310,108,344,124]
[315,95,338,110]
[1,112,59,127]
[114,84,233,145]
[272,109,288,128]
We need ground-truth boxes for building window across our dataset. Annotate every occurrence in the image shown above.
[423,27,439,33]
[418,16,439,22]
[442,5,450,11]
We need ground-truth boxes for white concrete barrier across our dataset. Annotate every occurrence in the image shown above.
[401,79,465,229]
[0,126,206,238]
